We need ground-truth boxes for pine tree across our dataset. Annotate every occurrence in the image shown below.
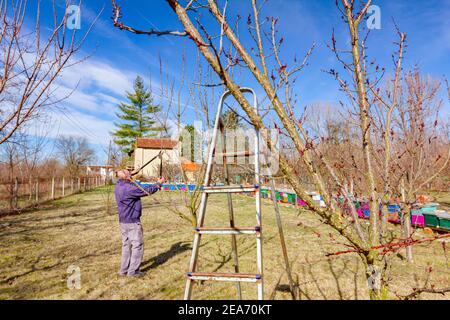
[113,76,162,154]
[181,124,200,162]
[222,109,241,129]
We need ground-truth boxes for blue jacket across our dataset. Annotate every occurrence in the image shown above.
[114,180,161,223]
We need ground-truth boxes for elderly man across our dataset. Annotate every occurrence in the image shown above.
[115,169,165,277]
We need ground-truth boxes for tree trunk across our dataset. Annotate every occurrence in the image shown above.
[364,255,389,300]
[380,201,389,239]
[402,205,414,262]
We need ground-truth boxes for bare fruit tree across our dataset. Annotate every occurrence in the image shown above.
[111,0,450,299]
[55,135,95,179]
[0,0,95,145]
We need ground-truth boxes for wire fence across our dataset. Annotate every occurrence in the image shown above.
[0,175,107,214]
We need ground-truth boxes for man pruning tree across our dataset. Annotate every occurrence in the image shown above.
[115,169,165,277]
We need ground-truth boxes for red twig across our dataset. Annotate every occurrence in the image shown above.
[326,233,450,257]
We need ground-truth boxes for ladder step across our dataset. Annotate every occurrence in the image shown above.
[187,272,262,283]
[215,150,255,158]
[196,227,260,235]
[202,185,259,193]
[215,150,271,158]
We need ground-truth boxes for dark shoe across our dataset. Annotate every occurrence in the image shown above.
[127,271,145,278]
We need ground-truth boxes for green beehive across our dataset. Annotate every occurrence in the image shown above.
[439,219,450,230]
[276,191,282,201]
[287,193,296,204]
[437,212,450,230]
[423,212,439,228]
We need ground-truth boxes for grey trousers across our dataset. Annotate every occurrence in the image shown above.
[119,222,144,276]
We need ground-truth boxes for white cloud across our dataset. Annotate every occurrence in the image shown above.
[49,109,114,146]
[45,56,140,144]
[59,58,135,94]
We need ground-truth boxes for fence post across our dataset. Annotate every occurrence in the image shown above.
[51,177,55,200]
[14,177,19,208]
[78,177,81,191]
[28,176,33,201]
[62,177,65,197]
[35,179,39,203]
[83,177,86,191]
[71,178,74,194]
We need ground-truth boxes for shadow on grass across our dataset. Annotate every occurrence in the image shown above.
[140,242,191,272]
[0,212,110,239]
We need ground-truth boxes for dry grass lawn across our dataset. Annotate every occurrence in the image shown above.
[0,187,449,300]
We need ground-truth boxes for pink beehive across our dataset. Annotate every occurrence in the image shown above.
[411,215,425,227]
[357,208,364,218]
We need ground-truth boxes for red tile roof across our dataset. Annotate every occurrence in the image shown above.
[136,138,178,150]
[181,161,202,172]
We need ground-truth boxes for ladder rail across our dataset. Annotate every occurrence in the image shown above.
[252,88,263,300]
[184,90,229,300]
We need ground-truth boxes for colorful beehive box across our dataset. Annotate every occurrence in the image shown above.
[386,204,401,224]
[423,212,439,228]
[388,204,401,213]
[436,211,450,230]
[356,208,364,218]
[412,203,439,215]
[276,191,283,202]
[160,184,170,191]
[260,189,267,199]
[358,202,369,217]
[411,215,425,227]
[287,193,296,204]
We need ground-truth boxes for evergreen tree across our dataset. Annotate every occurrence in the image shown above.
[222,109,241,129]
[181,124,200,162]
[113,76,162,154]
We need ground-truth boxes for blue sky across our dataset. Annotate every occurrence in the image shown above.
[23,0,450,161]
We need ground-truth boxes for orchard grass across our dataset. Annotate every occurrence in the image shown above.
[0,186,448,300]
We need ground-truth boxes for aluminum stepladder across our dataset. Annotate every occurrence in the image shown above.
[184,88,264,300]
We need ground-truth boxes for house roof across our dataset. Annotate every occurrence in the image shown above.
[136,138,178,150]
[181,161,202,172]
